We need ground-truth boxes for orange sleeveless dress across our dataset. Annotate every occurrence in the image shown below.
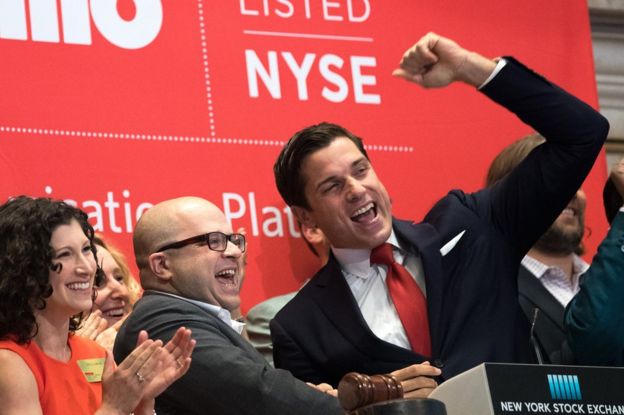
[0,335,106,414]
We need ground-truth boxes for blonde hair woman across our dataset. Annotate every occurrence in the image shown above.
[78,235,141,349]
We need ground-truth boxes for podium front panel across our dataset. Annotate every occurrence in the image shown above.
[485,363,624,415]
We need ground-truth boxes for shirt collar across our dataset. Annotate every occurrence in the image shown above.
[573,254,590,275]
[332,230,402,279]
[521,254,589,283]
[521,255,550,278]
[144,290,244,335]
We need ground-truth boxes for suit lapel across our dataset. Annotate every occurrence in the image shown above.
[311,254,419,362]
[394,219,445,356]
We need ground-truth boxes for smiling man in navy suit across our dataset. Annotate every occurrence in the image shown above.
[270,32,609,391]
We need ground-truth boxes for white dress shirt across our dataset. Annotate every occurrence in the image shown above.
[521,254,589,307]
[333,231,426,350]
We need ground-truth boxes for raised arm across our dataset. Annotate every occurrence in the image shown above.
[395,32,609,256]
[482,58,608,255]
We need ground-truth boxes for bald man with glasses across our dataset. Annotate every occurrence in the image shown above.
[113,196,341,415]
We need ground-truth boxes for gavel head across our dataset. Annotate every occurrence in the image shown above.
[337,372,404,411]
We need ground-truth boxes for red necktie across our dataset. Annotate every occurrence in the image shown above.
[370,243,431,357]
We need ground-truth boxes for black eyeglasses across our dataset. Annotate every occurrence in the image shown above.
[156,232,246,253]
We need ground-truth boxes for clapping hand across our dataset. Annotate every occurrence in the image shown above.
[97,327,195,415]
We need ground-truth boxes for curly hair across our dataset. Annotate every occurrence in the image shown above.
[0,196,103,344]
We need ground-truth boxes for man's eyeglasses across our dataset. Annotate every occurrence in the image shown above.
[156,232,246,253]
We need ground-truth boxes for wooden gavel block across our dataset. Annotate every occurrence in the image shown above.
[337,372,404,412]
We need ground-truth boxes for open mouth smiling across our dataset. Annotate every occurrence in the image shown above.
[66,281,90,291]
[351,202,377,223]
[102,307,125,318]
[215,268,238,288]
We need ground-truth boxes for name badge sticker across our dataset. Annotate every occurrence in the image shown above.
[77,358,105,383]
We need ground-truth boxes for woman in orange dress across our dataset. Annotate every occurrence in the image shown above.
[0,196,195,415]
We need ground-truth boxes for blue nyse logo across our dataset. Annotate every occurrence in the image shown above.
[547,374,582,400]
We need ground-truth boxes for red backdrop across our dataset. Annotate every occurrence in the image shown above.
[0,0,607,312]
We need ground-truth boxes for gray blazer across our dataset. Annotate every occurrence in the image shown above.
[114,291,341,415]
[246,292,296,366]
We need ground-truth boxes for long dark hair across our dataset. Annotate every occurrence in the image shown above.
[0,196,103,344]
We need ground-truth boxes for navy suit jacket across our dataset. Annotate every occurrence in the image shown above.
[270,58,609,387]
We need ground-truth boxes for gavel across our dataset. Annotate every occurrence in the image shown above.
[338,372,404,411]
[337,372,447,415]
